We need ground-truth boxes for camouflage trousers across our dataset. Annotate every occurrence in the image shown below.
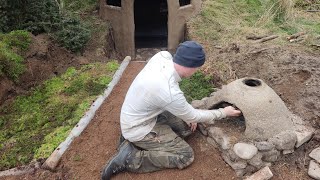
[127,111,194,173]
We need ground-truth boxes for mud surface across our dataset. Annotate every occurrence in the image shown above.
[1,41,320,179]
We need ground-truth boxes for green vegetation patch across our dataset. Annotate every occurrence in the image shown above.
[63,0,98,13]
[0,61,119,170]
[0,30,31,81]
[180,71,215,103]
[188,0,320,45]
[0,0,99,53]
[53,17,91,53]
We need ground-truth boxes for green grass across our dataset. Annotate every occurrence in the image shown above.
[180,71,215,103]
[0,61,119,170]
[188,0,320,45]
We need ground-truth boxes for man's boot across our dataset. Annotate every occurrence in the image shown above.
[118,134,125,149]
[101,140,136,180]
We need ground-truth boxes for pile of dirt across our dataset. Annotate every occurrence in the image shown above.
[203,42,320,179]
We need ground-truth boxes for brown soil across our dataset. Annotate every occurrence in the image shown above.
[0,27,112,106]
[1,36,320,180]
[202,42,320,179]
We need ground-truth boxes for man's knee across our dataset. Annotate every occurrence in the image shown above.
[171,146,194,169]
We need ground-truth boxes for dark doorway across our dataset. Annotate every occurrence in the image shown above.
[134,0,168,48]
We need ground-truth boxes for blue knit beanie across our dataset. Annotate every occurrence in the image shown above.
[173,41,205,68]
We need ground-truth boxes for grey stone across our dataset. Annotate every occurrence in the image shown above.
[261,149,280,162]
[222,153,247,170]
[208,127,231,150]
[283,149,294,155]
[268,131,297,150]
[235,169,246,177]
[263,162,272,167]
[222,150,240,163]
[191,100,206,109]
[198,123,208,136]
[310,147,320,163]
[295,126,314,148]
[205,78,295,140]
[308,160,320,180]
[244,165,258,175]
[255,141,275,151]
[206,137,218,149]
[249,153,263,169]
[233,143,258,160]
[228,149,240,162]
[244,166,273,180]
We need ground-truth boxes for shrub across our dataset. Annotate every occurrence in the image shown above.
[53,17,91,53]
[0,0,60,35]
[0,0,92,53]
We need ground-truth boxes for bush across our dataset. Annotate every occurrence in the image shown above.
[0,0,92,53]
[53,17,91,53]
[0,0,60,35]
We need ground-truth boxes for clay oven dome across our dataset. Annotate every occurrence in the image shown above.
[205,78,295,140]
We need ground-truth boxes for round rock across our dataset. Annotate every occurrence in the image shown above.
[233,143,258,160]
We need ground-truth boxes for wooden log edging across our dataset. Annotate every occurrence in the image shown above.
[0,56,132,177]
[42,56,132,170]
[0,162,41,177]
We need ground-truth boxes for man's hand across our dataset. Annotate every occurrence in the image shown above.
[189,122,197,132]
[223,106,242,117]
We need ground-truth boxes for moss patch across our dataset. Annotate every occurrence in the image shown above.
[0,61,119,170]
[0,30,31,81]
[180,71,215,103]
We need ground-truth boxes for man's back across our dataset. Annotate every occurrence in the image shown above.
[120,51,182,142]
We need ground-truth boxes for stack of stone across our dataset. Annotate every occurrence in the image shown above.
[205,127,302,177]
[191,77,316,179]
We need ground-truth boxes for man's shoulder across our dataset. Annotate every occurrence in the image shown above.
[150,51,172,62]
[159,51,172,59]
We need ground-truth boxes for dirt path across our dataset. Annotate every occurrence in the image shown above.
[4,61,236,180]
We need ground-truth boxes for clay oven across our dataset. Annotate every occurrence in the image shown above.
[192,78,314,177]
